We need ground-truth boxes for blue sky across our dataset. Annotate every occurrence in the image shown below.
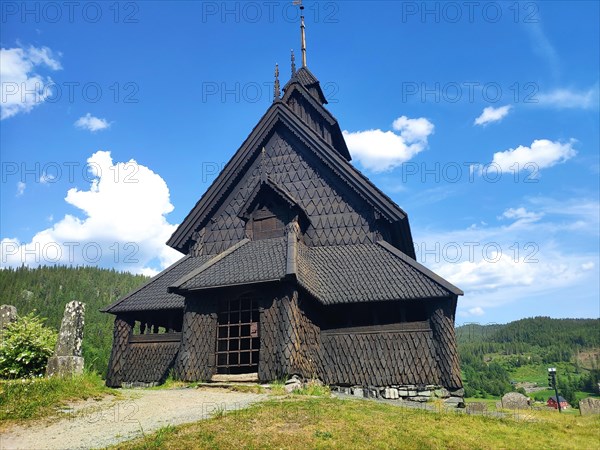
[1,1,598,324]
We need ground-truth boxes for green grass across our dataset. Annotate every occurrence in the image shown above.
[292,379,331,396]
[510,362,580,385]
[0,371,116,424]
[267,378,287,395]
[112,396,600,450]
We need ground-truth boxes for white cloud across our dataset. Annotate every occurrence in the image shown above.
[500,207,544,224]
[491,139,577,173]
[1,151,182,275]
[416,197,599,319]
[538,87,599,109]
[343,116,434,172]
[474,105,512,126]
[39,173,56,184]
[74,113,111,132]
[0,45,62,120]
[16,181,26,197]
[460,306,485,317]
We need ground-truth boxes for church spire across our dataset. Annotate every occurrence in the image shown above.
[273,63,280,102]
[291,49,296,76]
[294,0,307,67]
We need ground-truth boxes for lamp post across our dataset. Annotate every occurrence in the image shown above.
[547,367,562,413]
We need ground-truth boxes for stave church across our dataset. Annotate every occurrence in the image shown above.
[102,6,464,403]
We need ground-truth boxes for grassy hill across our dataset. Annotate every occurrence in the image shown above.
[0,265,148,375]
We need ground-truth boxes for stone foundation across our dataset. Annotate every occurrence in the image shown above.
[122,381,159,388]
[331,384,464,407]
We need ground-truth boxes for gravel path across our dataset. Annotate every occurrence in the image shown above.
[1,387,266,450]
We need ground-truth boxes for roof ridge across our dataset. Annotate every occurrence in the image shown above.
[169,239,250,292]
[376,240,463,296]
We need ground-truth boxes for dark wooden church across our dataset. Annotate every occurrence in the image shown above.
[102,11,464,402]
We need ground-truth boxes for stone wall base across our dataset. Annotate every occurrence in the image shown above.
[122,381,159,388]
[46,356,84,377]
[331,384,465,407]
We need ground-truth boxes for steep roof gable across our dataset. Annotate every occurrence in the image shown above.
[166,101,415,256]
[284,66,328,104]
[281,79,351,160]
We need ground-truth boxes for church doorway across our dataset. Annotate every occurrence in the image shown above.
[216,293,260,374]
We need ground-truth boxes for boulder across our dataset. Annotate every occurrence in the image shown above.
[501,392,530,410]
[284,374,303,393]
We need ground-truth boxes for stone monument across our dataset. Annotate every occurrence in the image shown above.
[46,301,85,377]
[0,305,18,341]
[579,397,600,416]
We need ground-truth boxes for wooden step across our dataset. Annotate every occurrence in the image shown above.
[211,373,259,383]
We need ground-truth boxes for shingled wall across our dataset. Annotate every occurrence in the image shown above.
[105,289,462,394]
[259,285,322,380]
[430,299,463,389]
[173,295,217,381]
[105,316,133,387]
[259,288,461,391]
[321,329,441,387]
[122,341,179,385]
[193,130,384,256]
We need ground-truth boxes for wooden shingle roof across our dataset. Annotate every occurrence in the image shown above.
[101,254,211,313]
[171,238,287,292]
[167,237,462,304]
[297,241,462,304]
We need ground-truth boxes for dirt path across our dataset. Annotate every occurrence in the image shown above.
[1,387,266,450]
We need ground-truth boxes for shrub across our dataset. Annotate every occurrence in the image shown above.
[0,312,57,378]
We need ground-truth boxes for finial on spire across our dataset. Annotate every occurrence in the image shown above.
[273,63,280,102]
[291,49,296,76]
[293,0,307,67]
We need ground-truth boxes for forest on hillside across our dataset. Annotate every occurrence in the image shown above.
[456,318,600,402]
[0,265,148,374]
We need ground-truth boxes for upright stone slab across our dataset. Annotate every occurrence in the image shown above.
[0,305,18,341]
[46,301,85,377]
[0,305,18,329]
[579,397,600,416]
